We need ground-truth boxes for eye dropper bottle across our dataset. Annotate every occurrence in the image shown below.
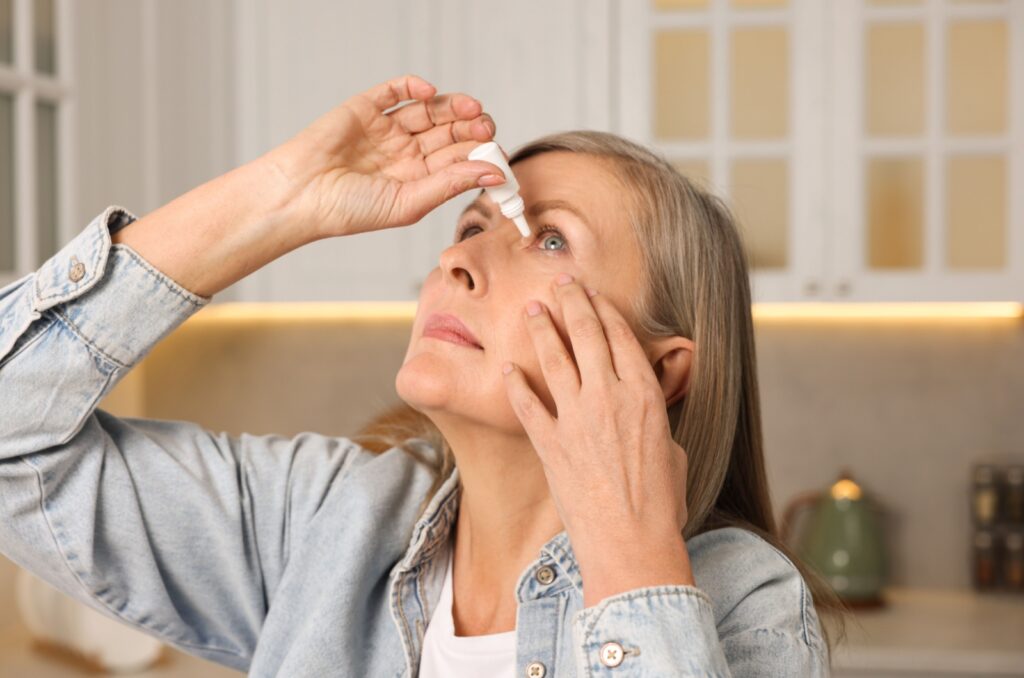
[468,141,531,237]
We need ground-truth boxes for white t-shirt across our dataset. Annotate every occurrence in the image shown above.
[419,545,517,678]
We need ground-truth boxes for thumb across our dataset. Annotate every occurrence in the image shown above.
[392,161,506,225]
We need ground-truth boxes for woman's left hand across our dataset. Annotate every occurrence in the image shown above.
[501,273,693,604]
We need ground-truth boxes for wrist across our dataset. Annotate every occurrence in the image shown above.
[577,531,696,608]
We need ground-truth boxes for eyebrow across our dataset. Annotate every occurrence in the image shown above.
[459,197,592,231]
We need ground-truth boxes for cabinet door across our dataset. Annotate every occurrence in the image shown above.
[618,0,828,303]
[830,0,1024,302]
[232,0,613,302]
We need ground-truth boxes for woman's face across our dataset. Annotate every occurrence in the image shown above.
[396,151,648,431]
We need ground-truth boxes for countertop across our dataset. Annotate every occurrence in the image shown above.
[1,587,1022,677]
[830,587,1024,677]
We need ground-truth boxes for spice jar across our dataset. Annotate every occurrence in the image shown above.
[972,465,1000,526]
[973,530,998,589]
[1004,466,1024,525]
[1003,531,1024,590]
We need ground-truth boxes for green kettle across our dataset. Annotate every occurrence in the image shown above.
[781,469,888,609]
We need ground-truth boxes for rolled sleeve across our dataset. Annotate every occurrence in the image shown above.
[572,585,730,677]
[0,205,210,454]
[30,204,210,367]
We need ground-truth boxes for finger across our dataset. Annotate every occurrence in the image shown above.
[392,160,507,224]
[415,114,495,157]
[423,140,500,175]
[364,74,437,112]
[524,299,581,405]
[390,93,483,134]
[552,278,618,385]
[588,291,661,387]
[501,362,557,447]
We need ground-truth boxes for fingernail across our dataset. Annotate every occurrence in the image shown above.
[555,273,574,286]
[478,174,505,186]
[502,361,514,374]
[526,300,543,316]
[586,287,598,297]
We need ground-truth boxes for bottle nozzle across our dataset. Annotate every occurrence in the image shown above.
[512,214,531,238]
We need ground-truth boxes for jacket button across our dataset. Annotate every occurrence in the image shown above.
[599,641,625,667]
[526,660,546,677]
[535,566,555,585]
[68,256,86,282]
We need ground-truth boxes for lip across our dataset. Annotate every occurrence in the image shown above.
[422,312,484,350]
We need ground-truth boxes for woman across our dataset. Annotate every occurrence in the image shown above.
[0,74,847,676]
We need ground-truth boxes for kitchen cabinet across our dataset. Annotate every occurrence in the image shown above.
[619,0,1024,303]
[230,0,614,303]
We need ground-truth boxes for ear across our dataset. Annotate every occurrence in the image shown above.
[646,335,695,408]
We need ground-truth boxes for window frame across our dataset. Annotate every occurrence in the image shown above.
[0,0,76,286]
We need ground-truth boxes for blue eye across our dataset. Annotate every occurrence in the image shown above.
[536,226,568,252]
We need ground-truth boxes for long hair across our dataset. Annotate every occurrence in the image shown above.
[352,130,850,661]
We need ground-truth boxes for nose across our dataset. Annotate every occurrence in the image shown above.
[439,241,481,293]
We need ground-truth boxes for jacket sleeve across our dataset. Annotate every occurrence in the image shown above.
[570,556,829,677]
[0,206,373,672]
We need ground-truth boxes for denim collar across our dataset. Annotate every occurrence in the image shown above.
[393,456,585,599]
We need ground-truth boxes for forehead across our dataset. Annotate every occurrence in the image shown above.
[475,151,636,247]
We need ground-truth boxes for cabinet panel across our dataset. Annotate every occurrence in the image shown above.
[655,29,710,139]
[866,156,924,270]
[946,155,1006,269]
[946,19,1007,135]
[731,157,789,269]
[866,22,925,137]
[730,26,788,139]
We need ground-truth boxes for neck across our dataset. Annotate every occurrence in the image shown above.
[432,414,564,631]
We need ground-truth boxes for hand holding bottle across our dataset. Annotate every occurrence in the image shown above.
[266,74,506,239]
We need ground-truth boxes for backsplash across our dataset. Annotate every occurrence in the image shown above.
[4,310,1022,600]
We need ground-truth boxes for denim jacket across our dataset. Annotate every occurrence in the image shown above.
[0,207,830,677]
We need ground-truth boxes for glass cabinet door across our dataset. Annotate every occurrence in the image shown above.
[620,0,828,302]
[830,0,1021,301]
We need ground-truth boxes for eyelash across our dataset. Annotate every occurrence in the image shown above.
[455,221,570,253]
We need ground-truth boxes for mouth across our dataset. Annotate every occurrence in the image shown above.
[422,312,484,350]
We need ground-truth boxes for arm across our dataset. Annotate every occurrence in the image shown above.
[0,74,501,670]
[0,206,376,670]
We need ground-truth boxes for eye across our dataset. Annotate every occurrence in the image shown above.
[453,221,571,254]
[535,225,569,253]
[455,221,484,242]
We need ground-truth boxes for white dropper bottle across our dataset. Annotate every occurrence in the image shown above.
[468,141,531,237]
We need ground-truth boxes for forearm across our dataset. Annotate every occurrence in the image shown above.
[110,154,308,299]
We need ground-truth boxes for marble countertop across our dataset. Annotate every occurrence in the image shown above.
[830,587,1024,676]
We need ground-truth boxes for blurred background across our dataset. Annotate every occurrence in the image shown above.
[1,0,1022,676]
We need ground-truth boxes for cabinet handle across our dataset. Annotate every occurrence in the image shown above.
[803,279,820,297]
[835,279,851,297]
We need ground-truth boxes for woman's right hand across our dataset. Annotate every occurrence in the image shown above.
[265,74,506,240]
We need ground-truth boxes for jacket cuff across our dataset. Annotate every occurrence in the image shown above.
[572,585,730,677]
[30,205,211,367]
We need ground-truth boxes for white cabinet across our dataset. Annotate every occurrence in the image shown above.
[231,0,614,302]
[618,0,1024,303]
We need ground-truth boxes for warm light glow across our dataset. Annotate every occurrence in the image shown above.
[190,302,419,323]
[831,479,863,502]
[187,301,1023,323]
[752,302,1023,320]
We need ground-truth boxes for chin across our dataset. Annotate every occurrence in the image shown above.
[395,353,464,413]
